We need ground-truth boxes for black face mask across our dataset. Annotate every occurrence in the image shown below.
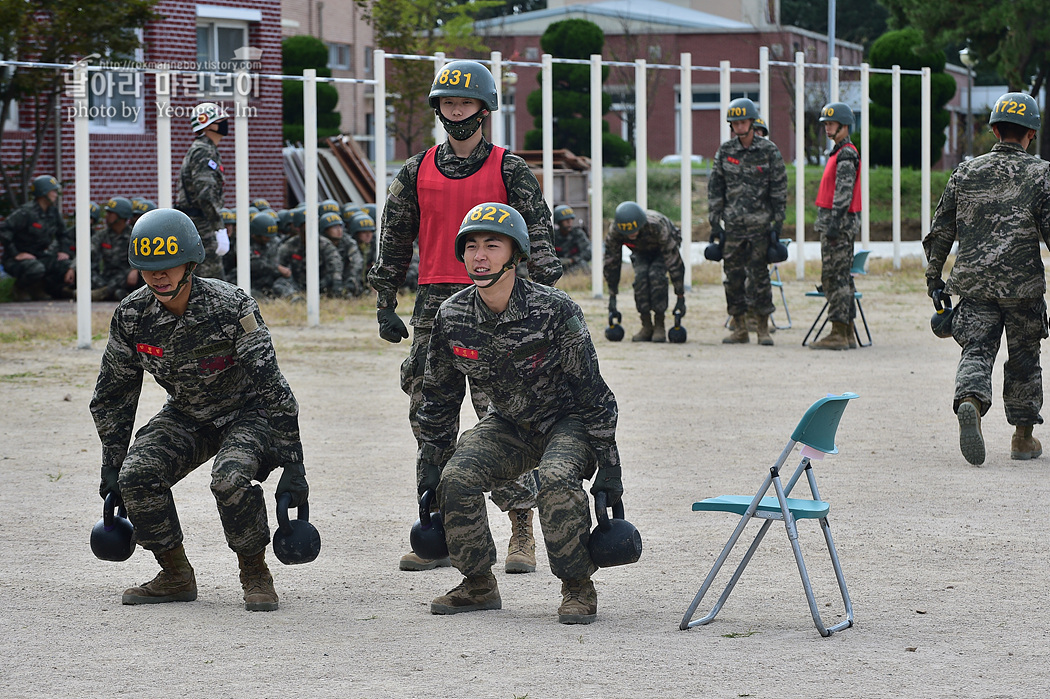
[437,109,486,141]
[215,119,229,136]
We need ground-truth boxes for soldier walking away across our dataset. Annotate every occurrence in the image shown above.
[603,201,686,343]
[421,203,622,624]
[90,208,310,611]
[708,98,787,345]
[810,102,862,351]
[177,102,230,280]
[368,60,562,574]
[924,92,1050,466]
[553,204,592,275]
[0,175,73,299]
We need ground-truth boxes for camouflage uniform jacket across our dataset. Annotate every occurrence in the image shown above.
[603,210,685,296]
[276,235,343,289]
[249,237,284,289]
[815,138,860,236]
[90,277,303,472]
[0,200,71,262]
[177,136,225,233]
[333,234,364,293]
[708,135,788,232]
[418,277,619,472]
[924,141,1050,299]
[88,224,132,281]
[555,225,591,264]
[368,139,562,317]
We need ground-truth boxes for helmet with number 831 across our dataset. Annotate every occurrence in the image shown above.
[455,202,529,262]
[989,92,1040,131]
[429,60,499,112]
[128,209,206,271]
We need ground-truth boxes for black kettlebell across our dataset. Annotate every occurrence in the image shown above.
[605,310,625,342]
[931,290,954,339]
[667,309,687,343]
[410,489,449,561]
[588,491,642,568]
[272,493,321,565]
[91,492,136,562]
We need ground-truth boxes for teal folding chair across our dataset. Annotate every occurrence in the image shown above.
[680,392,857,637]
[802,250,871,347]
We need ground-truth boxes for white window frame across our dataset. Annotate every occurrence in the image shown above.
[328,43,351,71]
[364,47,373,75]
[89,30,145,134]
[196,18,250,100]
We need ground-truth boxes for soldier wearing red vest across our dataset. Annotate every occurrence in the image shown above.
[811,101,862,351]
[368,59,562,574]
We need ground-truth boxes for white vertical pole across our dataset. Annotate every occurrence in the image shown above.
[830,56,840,103]
[235,69,250,293]
[374,50,387,227]
[759,47,769,126]
[719,60,731,146]
[304,68,320,326]
[156,68,172,209]
[795,52,806,279]
[433,52,445,147]
[590,54,604,299]
[490,51,504,149]
[892,64,901,270]
[921,67,932,240]
[541,53,554,215]
[74,62,91,349]
[635,58,647,210]
[681,53,693,290]
[860,62,870,248]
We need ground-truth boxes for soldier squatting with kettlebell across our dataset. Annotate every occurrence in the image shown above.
[90,208,311,611]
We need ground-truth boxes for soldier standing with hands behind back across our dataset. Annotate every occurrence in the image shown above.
[924,92,1050,466]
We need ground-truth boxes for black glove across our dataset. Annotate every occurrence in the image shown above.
[99,465,121,501]
[608,294,617,314]
[769,223,783,245]
[377,307,409,343]
[418,462,440,498]
[673,295,686,317]
[276,463,309,508]
[927,278,945,299]
[590,465,623,507]
[708,223,726,246]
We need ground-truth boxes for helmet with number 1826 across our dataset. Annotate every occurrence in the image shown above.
[128,209,206,271]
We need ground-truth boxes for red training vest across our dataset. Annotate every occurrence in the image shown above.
[815,143,862,212]
[416,145,509,285]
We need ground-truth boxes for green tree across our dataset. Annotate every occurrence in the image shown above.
[781,0,890,53]
[282,35,341,144]
[880,0,1050,159]
[867,28,955,168]
[0,0,158,211]
[523,19,633,166]
[355,0,499,155]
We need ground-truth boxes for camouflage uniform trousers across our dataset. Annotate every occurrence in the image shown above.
[722,226,775,317]
[817,211,860,324]
[405,322,537,512]
[952,297,1048,425]
[118,403,274,555]
[5,255,71,296]
[630,250,669,315]
[437,413,598,580]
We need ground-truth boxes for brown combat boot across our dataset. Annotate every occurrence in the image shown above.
[122,544,197,605]
[399,550,452,571]
[505,509,537,573]
[723,316,749,344]
[431,572,502,615]
[957,397,985,466]
[558,577,598,625]
[632,312,653,342]
[756,314,774,346]
[810,322,851,350]
[746,311,758,332]
[848,322,858,349]
[651,313,667,343]
[238,550,279,611]
[1011,425,1042,460]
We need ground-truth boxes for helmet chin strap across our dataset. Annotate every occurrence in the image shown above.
[151,263,196,299]
[468,259,518,288]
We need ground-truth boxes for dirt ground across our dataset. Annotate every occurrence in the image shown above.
[2,268,1049,698]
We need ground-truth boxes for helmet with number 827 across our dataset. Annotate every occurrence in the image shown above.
[455,202,529,262]
[429,60,499,113]
[128,209,206,271]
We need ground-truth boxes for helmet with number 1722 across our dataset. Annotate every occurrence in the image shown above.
[128,209,206,271]
[988,92,1040,131]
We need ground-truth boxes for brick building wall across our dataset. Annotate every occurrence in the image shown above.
[1,0,284,216]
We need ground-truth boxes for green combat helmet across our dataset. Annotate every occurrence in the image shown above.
[250,198,271,211]
[250,211,278,239]
[319,211,344,235]
[613,201,647,235]
[989,92,1040,131]
[129,209,206,271]
[428,60,499,112]
[819,102,855,128]
[349,211,376,237]
[89,201,102,222]
[29,175,60,199]
[105,197,134,221]
[319,199,341,217]
[753,116,769,137]
[455,202,530,262]
[553,205,576,223]
[725,97,759,123]
[220,208,237,227]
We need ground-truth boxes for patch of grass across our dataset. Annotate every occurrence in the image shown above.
[46,472,63,482]
[258,294,382,326]
[0,276,15,303]
[0,310,115,344]
[721,628,760,638]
